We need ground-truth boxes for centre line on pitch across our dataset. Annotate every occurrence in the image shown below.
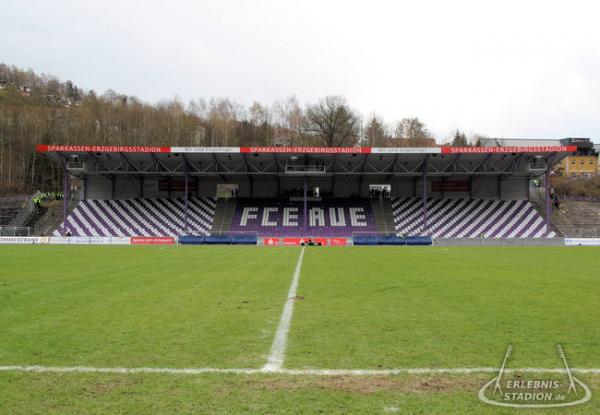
[263,246,305,371]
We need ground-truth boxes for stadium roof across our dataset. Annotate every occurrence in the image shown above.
[37,144,576,179]
[36,144,576,154]
[480,138,565,147]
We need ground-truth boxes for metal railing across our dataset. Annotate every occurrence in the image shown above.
[9,191,41,228]
[0,226,33,236]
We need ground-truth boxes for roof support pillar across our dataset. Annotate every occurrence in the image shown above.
[62,161,70,235]
[83,177,87,201]
[422,156,429,235]
[543,152,558,233]
[497,176,502,200]
[111,175,115,199]
[545,168,551,232]
[422,175,428,235]
[184,161,190,235]
[412,177,417,197]
[469,177,474,200]
[303,177,308,234]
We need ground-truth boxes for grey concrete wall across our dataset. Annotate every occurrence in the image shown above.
[85,178,112,199]
[84,177,216,199]
[83,174,530,201]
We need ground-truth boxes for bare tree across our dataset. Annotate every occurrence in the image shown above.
[364,115,388,146]
[272,96,305,146]
[305,96,361,147]
[248,102,267,126]
[394,117,430,140]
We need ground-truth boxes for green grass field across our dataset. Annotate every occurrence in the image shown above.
[1,245,599,413]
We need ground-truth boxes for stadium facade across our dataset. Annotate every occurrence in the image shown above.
[36,143,575,244]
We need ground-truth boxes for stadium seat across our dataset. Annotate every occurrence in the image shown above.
[54,197,215,237]
[392,197,555,238]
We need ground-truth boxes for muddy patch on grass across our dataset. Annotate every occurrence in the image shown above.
[252,375,484,394]
[71,376,140,398]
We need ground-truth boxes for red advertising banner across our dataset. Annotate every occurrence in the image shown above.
[36,144,577,155]
[263,237,279,246]
[131,236,175,245]
[440,146,577,154]
[431,181,471,192]
[240,146,370,154]
[329,237,348,246]
[282,237,328,246]
[36,144,170,153]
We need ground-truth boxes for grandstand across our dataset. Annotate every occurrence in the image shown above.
[32,143,575,243]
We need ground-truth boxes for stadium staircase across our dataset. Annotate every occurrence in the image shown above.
[370,198,395,234]
[8,191,42,229]
[211,198,237,235]
[551,199,600,237]
[35,200,78,236]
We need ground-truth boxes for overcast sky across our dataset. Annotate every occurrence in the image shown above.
[2,0,599,142]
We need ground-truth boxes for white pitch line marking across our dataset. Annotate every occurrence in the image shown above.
[2,365,600,376]
[263,246,306,372]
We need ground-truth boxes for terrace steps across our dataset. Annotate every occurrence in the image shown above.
[551,199,600,237]
[370,198,395,235]
[212,198,237,235]
[36,200,78,236]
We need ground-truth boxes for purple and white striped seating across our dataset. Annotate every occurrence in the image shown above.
[392,197,556,238]
[53,197,215,237]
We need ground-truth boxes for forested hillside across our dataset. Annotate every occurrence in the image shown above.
[0,64,474,194]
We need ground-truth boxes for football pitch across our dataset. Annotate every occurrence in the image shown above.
[1,245,599,413]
